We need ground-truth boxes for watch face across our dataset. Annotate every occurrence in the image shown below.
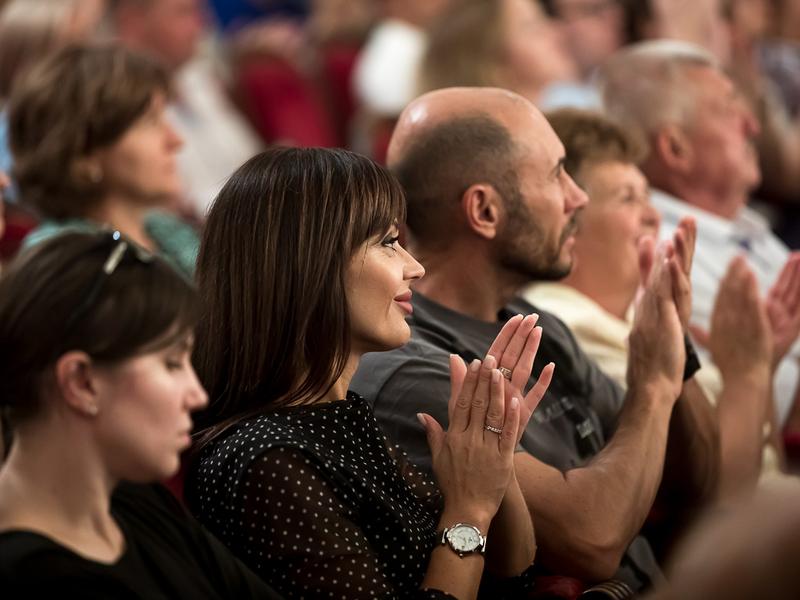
[447,525,481,552]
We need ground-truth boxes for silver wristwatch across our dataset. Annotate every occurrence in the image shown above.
[440,523,487,557]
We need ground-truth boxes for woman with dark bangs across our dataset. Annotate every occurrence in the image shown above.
[187,147,553,598]
[0,232,281,599]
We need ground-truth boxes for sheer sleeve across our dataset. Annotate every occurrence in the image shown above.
[235,446,454,599]
[386,442,443,513]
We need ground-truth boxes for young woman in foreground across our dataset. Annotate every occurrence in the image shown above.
[187,147,554,598]
[0,232,281,599]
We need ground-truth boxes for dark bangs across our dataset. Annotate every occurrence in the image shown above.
[193,148,407,441]
[342,150,407,253]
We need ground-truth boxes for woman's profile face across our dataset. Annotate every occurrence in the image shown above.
[573,160,659,292]
[91,334,207,482]
[95,92,184,207]
[345,225,425,356]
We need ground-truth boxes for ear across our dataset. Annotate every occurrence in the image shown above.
[54,351,101,417]
[462,183,501,241]
[653,125,693,175]
[70,155,104,186]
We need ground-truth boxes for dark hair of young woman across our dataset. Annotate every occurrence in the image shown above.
[0,230,196,425]
[192,147,405,436]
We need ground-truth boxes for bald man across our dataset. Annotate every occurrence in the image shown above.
[351,88,718,592]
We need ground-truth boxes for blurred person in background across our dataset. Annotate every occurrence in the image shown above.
[215,0,375,151]
[10,44,199,278]
[0,231,281,599]
[354,0,451,119]
[418,0,577,107]
[539,0,627,109]
[110,0,263,215]
[351,0,451,161]
[0,0,105,222]
[525,109,787,506]
[725,0,800,231]
[621,0,800,246]
[622,0,732,61]
[722,0,800,248]
[760,0,800,119]
[647,477,800,600]
[602,40,800,439]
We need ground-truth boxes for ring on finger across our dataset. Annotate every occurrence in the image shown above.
[498,367,512,381]
[484,424,503,435]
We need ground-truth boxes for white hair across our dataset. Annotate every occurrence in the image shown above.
[599,40,720,154]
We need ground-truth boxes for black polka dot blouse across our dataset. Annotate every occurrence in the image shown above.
[186,392,535,599]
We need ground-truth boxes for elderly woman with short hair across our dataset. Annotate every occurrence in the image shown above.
[10,43,197,277]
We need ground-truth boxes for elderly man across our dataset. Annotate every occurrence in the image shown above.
[351,87,718,592]
[602,40,800,430]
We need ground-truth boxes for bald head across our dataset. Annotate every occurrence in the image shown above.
[389,87,550,249]
[388,87,543,168]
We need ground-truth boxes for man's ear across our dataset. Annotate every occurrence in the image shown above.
[653,125,693,175]
[54,351,101,417]
[462,183,501,240]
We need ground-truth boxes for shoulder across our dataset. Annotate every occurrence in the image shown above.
[190,410,358,500]
[22,220,98,250]
[351,332,452,404]
[143,211,200,277]
[0,530,96,594]
[509,297,583,358]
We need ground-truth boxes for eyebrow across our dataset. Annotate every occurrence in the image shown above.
[550,157,566,178]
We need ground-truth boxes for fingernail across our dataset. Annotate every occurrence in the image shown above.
[492,369,500,382]
[485,354,496,368]
[511,397,519,409]
[416,413,426,426]
[470,359,481,372]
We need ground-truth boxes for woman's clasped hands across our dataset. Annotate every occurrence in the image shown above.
[418,313,555,527]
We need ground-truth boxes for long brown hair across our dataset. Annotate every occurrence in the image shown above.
[193,147,405,439]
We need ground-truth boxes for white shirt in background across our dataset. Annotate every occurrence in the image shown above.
[168,58,264,216]
[651,188,800,425]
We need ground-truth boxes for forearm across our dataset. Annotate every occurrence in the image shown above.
[659,378,720,504]
[717,370,771,498]
[485,472,536,578]
[515,384,674,580]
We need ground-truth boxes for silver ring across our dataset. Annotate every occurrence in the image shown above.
[484,424,502,435]
[498,366,512,380]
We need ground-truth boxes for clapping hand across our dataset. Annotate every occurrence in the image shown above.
[446,315,554,444]
[766,252,800,368]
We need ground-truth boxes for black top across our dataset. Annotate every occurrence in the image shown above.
[350,292,660,591]
[0,482,282,599]
[186,392,535,599]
